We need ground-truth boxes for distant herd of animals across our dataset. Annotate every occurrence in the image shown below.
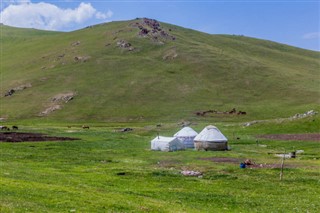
[1,125,91,131]
[1,125,132,132]
[0,125,18,131]
[195,108,247,116]
[67,125,90,129]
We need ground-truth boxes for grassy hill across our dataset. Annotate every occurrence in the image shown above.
[0,20,319,212]
[1,19,319,123]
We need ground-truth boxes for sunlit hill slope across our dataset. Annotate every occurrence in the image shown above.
[1,19,319,122]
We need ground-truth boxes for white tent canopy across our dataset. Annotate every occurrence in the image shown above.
[151,136,185,152]
[174,127,198,148]
[194,125,228,151]
[194,125,227,142]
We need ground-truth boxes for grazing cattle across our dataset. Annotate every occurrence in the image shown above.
[12,126,18,130]
[121,128,133,132]
[229,108,237,114]
[82,125,90,129]
[1,126,10,131]
[196,111,206,116]
[237,111,247,115]
[244,159,253,165]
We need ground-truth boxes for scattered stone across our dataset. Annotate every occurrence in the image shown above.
[131,18,176,42]
[245,110,318,127]
[139,28,149,37]
[142,18,161,29]
[39,92,75,116]
[116,40,135,51]
[292,110,318,119]
[178,121,191,127]
[51,92,75,103]
[244,121,260,127]
[14,83,32,91]
[117,40,131,48]
[71,41,81,46]
[181,170,202,177]
[163,47,178,60]
[258,133,320,141]
[4,83,32,97]
[39,105,62,116]
[74,56,91,62]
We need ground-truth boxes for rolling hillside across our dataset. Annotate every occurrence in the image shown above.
[1,19,319,122]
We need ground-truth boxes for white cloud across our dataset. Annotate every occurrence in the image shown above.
[303,32,320,40]
[0,1,113,31]
[7,0,31,3]
[96,10,113,19]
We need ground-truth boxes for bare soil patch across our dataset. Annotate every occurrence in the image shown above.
[0,132,80,143]
[257,133,320,141]
[200,157,297,169]
[199,157,241,163]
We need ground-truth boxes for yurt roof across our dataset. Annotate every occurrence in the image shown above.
[151,136,179,143]
[174,127,198,137]
[194,125,228,142]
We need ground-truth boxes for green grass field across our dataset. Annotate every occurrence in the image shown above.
[1,19,319,212]
[0,116,319,212]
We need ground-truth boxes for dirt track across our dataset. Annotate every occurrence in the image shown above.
[199,157,241,163]
[257,133,320,141]
[0,132,79,142]
[200,157,297,168]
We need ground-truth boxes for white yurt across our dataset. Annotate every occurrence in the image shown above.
[151,136,185,152]
[174,127,198,148]
[193,125,228,151]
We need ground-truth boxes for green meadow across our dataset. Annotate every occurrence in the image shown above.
[0,19,319,212]
[0,116,319,212]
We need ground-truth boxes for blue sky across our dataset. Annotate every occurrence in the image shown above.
[1,0,319,51]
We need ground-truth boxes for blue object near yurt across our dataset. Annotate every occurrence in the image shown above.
[240,163,246,168]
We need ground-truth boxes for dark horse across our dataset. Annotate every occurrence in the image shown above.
[1,126,10,131]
